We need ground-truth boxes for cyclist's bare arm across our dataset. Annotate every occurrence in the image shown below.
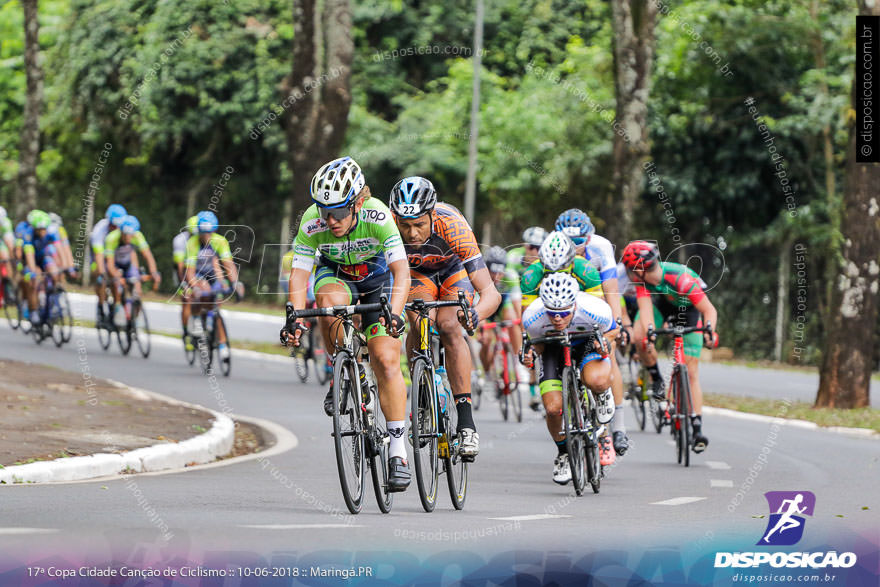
[141,247,160,281]
[636,295,655,335]
[25,249,39,275]
[288,267,310,308]
[468,266,502,321]
[386,258,410,317]
[220,257,237,284]
[694,296,718,337]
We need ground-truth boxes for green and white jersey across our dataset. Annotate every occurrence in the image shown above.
[291,198,406,282]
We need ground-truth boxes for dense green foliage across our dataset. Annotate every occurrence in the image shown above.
[0,0,867,363]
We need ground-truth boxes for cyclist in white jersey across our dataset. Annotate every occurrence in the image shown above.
[521,273,619,485]
[90,204,128,325]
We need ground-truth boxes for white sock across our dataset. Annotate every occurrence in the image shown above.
[612,404,626,433]
[387,420,407,460]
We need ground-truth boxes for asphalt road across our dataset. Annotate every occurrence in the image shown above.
[0,313,877,574]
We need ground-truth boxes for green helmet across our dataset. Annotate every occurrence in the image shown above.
[29,210,51,230]
[186,215,199,235]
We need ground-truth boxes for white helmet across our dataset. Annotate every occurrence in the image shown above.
[48,212,63,227]
[0,206,6,222]
[310,156,365,208]
[539,231,576,272]
[522,226,547,248]
[540,272,579,310]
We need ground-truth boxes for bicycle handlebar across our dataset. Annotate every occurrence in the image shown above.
[648,322,712,338]
[405,291,474,335]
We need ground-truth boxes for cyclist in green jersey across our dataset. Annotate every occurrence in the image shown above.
[281,156,412,492]
[519,231,604,307]
[621,240,720,453]
[105,215,162,300]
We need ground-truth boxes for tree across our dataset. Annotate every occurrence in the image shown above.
[281,0,354,242]
[815,0,880,408]
[16,0,43,217]
[610,0,657,245]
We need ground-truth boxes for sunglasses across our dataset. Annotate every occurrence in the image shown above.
[319,204,354,221]
[570,236,588,246]
[546,308,573,319]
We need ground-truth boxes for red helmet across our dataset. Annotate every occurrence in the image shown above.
[621,240,660,271]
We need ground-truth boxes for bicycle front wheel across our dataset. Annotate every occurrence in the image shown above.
[562,366,586,496]
[410,358,439,512]
[49,295,65,348]
[216,313,231,377]
[133,300,151,358]
[332,352,366,514]
[3,279,20,329]
[677,365,692,467]
[496,352,509,421]
[507,350,523,423]
[294,328,311,383]
[59,290,73,343]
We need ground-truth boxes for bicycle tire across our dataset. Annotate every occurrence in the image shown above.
[410,358,439,512]
[198,315,212,374]
[678,365,692,467]
[496,351,509,421]
[332,351,366,514]
[216,313,231,377]
[672,368,685,465]
[97,314,112,350]
[59,290,73,343]
[507,349,523,423]
[294,328,311,383]
[184,315,196,365]
[582,390,601,494]
[562,366,586,496]
[3,279,20,329]
[367,384,393,514]
[444,401,468,510]
[133,300,151,358]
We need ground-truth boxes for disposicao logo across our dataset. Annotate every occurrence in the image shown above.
[759,491,815,546]
[714,491,858,570]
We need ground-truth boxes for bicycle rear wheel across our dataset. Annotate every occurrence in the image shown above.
[677,366,692,467]
[410,358,439,512]
[133,300,151,358]
[582,393,601,494]
[197,315,212,374]
[496,352,509,421]
[368,384,393,514]
[562,366,586,496]
[116,313,132,356]
[332,352,366,514]
[443,392,467,510]
[184,315,196,365]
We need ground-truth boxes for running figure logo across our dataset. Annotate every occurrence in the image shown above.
[759,491,816,546]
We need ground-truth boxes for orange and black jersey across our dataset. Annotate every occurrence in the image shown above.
[403,203,485,274]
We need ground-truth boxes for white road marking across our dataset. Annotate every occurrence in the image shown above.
[710,479,734,488]
[489,514,572,521]
[239,524,362,530]
[651,497,706,506]
[706,461,731,470]
[666,440,675,446]
[0,528,59,535]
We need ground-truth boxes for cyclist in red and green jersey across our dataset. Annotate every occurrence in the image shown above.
[621,240,720,453]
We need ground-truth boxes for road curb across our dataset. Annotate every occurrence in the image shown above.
[702,406,879,439]
[0,383,235,485]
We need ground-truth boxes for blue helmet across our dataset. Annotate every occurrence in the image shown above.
[106,204,127,226]
[197,210,218,233]
[554,208,594,245]
[120,215,140,235]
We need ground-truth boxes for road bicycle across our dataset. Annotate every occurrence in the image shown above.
[523,326,609,495]
[1,262,22,330]
[284,297,396,515]
[290,302,332,384]
[466,333,487,410]
[105,275,152,357]
[647,323,713,467]
[619,341,662,433]
[187,286,234,376]
[31,271,72,347]
[406,293,474,512]
[480,318,523,423]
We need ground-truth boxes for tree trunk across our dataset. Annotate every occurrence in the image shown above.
[774,238,792,363]
[610,0,657,246]
[16,0,43,218]
[815,0,880,408]
[281,0,353,238]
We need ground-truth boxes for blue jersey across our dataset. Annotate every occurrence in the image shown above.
[23,228,59,265]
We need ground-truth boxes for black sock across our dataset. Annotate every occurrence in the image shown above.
[555,439,567,456]
[647,364,661,381]
[455,395,475,430]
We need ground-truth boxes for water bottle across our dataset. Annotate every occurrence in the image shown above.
[435,366,450,414]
